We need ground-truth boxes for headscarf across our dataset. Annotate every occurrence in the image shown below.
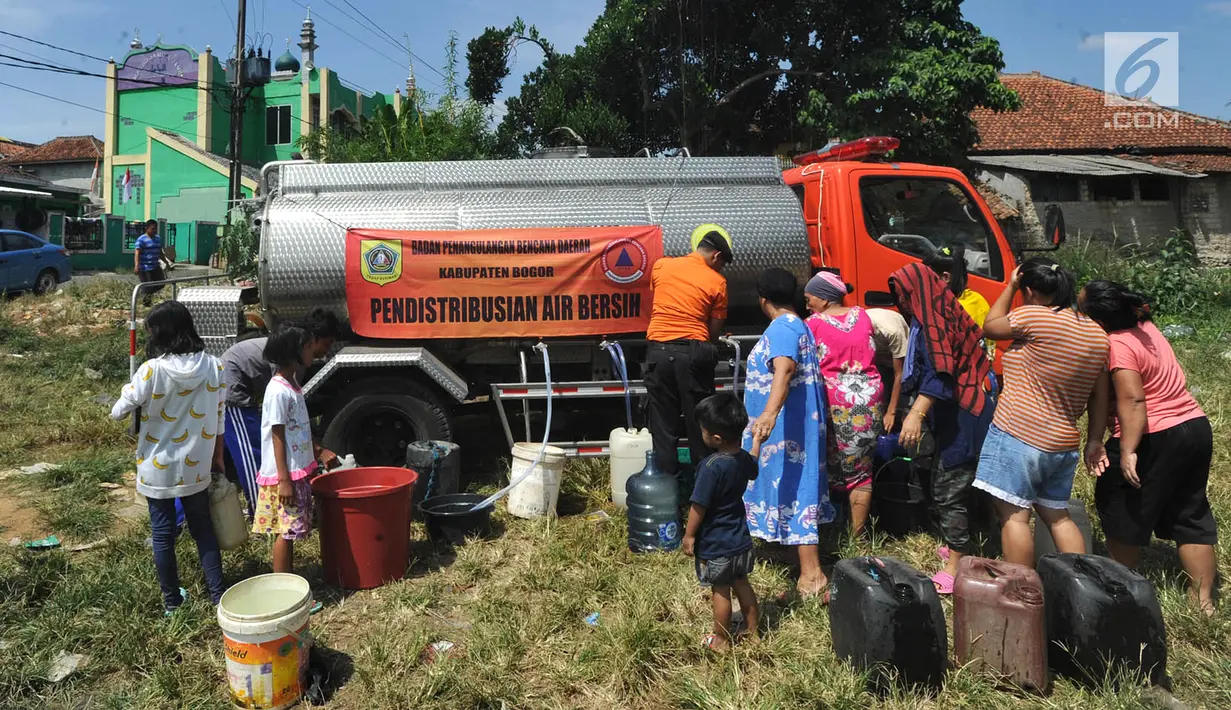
[888,263,993,417]
[805,271,848,303]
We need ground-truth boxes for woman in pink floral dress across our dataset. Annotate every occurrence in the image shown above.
[804,271,884,537]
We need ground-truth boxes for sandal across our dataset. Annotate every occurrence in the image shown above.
[702,634,729,652]
[309,601,324,616]
[931,571,955,595]
[936,545,951,563]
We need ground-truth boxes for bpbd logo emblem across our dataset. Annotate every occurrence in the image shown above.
[601,238,649,285]
[1104,32,1179,107]
[360,239,402,286]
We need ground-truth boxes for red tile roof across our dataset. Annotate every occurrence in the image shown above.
[972,73,1231,157]
[0,139,31,160]
[2,135,103,165]
[1137,153,1231,174]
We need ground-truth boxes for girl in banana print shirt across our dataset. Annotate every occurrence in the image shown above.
[112,302,227,613]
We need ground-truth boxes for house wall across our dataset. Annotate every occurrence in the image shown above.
[976,168,1188,251]
[149,140,230,223]
[25,162,97,196]
[115,86,199,154]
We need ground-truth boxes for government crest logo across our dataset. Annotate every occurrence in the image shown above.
[601,238,649,285]
[360,239,401,286]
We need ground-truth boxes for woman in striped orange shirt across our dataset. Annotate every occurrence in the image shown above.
[973,258,1110,567]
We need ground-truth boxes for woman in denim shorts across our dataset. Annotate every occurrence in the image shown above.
[974,258,1110,567]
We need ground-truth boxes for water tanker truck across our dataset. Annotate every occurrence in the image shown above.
[177,138,1056,467]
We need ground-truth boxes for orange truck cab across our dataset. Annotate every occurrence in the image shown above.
[782,136,1066,369]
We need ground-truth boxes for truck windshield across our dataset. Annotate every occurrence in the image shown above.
[859,176,1002,280]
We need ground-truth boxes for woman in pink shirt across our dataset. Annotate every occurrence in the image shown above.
[1081,281,1218,616]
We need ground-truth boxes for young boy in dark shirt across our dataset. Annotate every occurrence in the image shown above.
[682,393,761,651]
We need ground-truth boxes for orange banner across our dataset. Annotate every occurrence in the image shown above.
[346,227,664,339]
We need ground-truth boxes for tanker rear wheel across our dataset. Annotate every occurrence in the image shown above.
[321,378,452,467]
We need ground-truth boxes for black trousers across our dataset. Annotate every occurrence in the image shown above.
[644,340,717,476]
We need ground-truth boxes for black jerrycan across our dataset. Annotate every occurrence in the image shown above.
[1038,553,1169,688]
[626,450,681,553]
[829,556,948,690]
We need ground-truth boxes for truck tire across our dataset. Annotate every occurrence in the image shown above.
[321,377,452,467]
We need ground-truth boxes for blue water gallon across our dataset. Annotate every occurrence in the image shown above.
[626,450,680,552]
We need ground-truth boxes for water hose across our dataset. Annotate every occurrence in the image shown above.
[602,340,633,429]
[470,343,553,511]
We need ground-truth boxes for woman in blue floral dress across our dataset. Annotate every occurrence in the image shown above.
[743,268,836,597]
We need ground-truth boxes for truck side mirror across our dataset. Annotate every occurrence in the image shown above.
[1043,205,1066,248]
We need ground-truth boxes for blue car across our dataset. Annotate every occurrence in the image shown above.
[0,229,73,295]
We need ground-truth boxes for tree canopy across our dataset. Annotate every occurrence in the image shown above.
[467,0,1018,163]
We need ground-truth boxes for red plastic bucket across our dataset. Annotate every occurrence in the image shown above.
[311,466,419,590]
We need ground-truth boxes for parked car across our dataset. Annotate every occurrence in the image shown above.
[0,230,72,295]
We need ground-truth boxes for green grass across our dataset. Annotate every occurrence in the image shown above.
[0,277,1228,709]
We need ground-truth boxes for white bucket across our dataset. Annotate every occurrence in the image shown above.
[505,443,567,519]
[609,427,652,508]
[209,477,249,551]
[217,573,314,710]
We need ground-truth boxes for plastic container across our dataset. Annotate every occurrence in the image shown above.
[830,556,947,690]
[609,427,652,508]
[310,466,419,590]
[1034,499,1093,560]
[406,440,461,516]
[953,556,1048,692]
[419,493,494,545]
[217,573,314,710]
[626,450,681,552]
[1038,553,1168,688]
[506,443,567,519]
[208,476,248,551]
[870,436,931,537]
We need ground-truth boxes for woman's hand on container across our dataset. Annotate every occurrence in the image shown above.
[882,410,897,434]
[316,446,339,470]
[1084,440,1109,477]
[278,478,294,507]
[899,411,923,450]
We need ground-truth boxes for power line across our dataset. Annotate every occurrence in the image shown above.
[338,0,449,84]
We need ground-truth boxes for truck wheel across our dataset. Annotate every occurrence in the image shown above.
[321,378,452,467]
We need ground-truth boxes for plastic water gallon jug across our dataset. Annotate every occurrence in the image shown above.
[208,476,249,551]
[829,556,947,690]
[626,450,681,552]
[1038,553,1168,688]
[1033,499,1093,560]
[953,556,1047,692]
[609,427,652,508]
[506,443,567,519]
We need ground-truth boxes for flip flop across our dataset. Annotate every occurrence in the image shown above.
[309,601,324,616]
[936,545,951,563]
[701,634,729,652]
[931,571,955,595]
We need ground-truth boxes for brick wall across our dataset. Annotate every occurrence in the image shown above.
[1032,199,1179,249]
[1181,176,1231,266]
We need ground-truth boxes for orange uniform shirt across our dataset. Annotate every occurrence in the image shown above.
[646,252,728,342]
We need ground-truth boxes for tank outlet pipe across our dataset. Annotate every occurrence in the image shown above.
[470,342,553,512]
[600,339,633,430]
[719,336,742,394]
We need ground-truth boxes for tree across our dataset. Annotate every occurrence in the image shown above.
[298,34,502,163]
[467,0,1018,163]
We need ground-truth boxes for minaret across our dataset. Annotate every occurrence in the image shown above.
[298,7,317,74]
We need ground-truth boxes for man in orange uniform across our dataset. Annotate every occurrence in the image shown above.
[644,229,732,476]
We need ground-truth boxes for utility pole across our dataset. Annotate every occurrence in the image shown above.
[225,0,247,231]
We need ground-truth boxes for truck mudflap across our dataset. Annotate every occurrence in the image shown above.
[303,345,469,402]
